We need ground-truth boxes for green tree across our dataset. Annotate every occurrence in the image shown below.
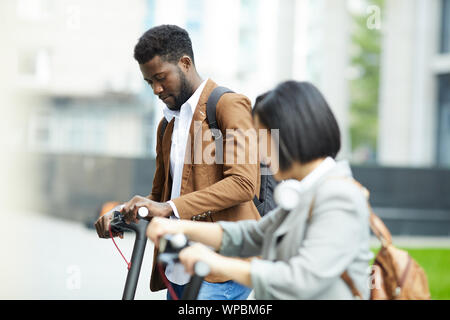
[349,0,384,163]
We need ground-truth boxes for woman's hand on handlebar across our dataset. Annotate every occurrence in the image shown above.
[180,244,253,287]
[146,217,183,248]
[178,243,222,276]
[148,217,224,252]
[121,196,173,224]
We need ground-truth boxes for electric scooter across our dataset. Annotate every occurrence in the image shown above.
[158,233,211,300]
[108,207,210,300]
[109,208,149,300]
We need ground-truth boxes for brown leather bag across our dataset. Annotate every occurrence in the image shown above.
[340,179,431,300]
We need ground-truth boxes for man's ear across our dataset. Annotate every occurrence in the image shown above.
[179,56,192,71]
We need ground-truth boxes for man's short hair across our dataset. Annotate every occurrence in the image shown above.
[253,81,341,171]
[134,24,195,65]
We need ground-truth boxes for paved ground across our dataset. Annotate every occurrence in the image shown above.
[370,236,450,248]
[0,210,165,300]
[1,210,449,299]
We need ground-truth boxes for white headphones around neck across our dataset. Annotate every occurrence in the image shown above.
[273,179,304,211]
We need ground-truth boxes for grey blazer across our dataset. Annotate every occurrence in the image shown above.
[218,161,373,300]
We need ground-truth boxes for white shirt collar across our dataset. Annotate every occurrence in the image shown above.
[289,157,337,192]
[300,156,336,189]
[162,79,208,122]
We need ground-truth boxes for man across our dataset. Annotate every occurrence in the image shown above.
[95,25,260,300]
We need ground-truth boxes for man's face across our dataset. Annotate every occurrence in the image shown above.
[139,55,193,111]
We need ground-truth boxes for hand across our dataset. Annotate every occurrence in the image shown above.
[179,243,223,276]
[146,217,183,248]
[121,196,173,224]
[94,211,123,239]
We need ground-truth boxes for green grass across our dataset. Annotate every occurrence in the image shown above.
[370,247,450,300]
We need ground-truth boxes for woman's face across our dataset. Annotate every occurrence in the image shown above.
[253,114,291,181]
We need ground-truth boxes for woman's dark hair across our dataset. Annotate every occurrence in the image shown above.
[253,81,341,171]
[134,25,195,65]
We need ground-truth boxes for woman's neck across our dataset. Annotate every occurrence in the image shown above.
[290,158,326,182]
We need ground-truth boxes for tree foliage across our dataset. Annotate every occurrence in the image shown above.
[349,0,384,162]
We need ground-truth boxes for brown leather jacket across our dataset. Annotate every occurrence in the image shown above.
[148,79,260,291]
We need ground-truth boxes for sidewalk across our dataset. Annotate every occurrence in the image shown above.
[0,210,166,300]
[370,236,450,249]
[1,210,448,299]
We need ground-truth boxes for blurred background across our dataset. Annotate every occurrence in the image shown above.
[0,0,449,299]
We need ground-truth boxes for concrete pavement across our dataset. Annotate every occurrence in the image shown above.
[0,210,165,300]
[1,210,448,299]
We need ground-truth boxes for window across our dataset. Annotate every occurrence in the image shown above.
[17,48,51,84]
[186,0,204,62]
[442,0,450,53]
[28,112,52,151]
[437,74,450,166]
[17,50,38,77]
[238,0,258,80]
[16,0,53,21]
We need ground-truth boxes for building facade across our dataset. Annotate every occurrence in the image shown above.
[378,0,450,168]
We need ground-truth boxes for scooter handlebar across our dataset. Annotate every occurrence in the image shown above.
[107,208,150,300]
[138,207,149,218]
[109,210,148,241]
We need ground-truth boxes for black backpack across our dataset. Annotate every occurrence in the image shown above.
[159,86,278,217]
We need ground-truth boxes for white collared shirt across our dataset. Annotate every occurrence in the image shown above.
[163,79,207,285]
[296,157,337,192]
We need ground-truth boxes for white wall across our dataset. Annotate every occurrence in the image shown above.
[378,0,441,166]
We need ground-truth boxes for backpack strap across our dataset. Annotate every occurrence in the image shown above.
[327,177,392,246]
[305,193,363,299]
[159,87,234,147]
[329,177,395,299]
[308,176,393,300]
[206,87,234,164]
[341,271,364,300]
[206,87,263,212]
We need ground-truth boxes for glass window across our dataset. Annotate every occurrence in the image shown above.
[441,0,450,53]
[437,74,450,166]
[186,0,204,62]
[28,111,52,151]
[238,0,258,80]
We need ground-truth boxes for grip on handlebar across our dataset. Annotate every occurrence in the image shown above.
[110,210,150,300]
[138,207,149,218]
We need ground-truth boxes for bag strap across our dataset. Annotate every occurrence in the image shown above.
[341,271,364,300]
[206,86,234,165]
[335,177,393,300]
[206,87,264,211]
[159,86,234,144]
[306,195,363,299]
[307,176,393,299]
[160,88,263,210]
[328,177,392,246]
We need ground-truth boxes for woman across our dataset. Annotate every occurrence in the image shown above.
[146,81,372,300]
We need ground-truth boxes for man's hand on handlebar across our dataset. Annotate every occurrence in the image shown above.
[121,196,173,224]
[94,211,124,239]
